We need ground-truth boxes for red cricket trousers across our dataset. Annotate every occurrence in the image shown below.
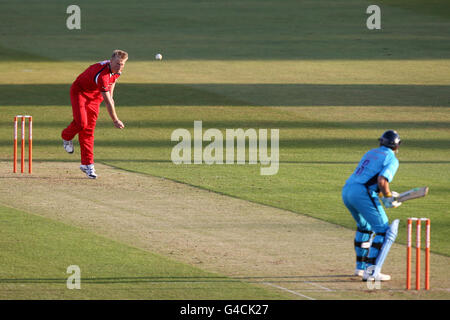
[61,84,101,165]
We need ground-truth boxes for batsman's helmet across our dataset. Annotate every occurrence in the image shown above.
[379,130,401,149]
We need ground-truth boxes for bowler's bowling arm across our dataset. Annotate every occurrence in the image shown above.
[102,91,119,122]
[110,82,115,99]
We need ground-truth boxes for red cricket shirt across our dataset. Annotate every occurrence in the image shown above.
[72,60,121,102]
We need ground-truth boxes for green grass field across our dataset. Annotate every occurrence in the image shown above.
[0,0,449,300]
[0,205,287,299]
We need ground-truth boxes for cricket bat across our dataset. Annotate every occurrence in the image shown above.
[395,187,429,202]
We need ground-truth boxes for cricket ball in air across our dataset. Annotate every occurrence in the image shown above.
[155,53,163,60]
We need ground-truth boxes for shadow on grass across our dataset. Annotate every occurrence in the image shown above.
[1,159,449,164]
[0,138,448,149]
[1,119,450,130]
[0,84,449,107]
[0,0,449,61]
[0,274,355,284]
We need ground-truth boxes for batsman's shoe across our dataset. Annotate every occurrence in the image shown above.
[80,164,97,179]
[362,271,391,282]
[354,269,365,277]
[63,140,74,154]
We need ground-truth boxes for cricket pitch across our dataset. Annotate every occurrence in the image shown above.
[0,161,449,299]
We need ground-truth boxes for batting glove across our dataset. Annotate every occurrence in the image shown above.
[382,193,402,208]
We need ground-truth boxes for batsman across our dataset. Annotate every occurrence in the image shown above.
[342,130,402,281]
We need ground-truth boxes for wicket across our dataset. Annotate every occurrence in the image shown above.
[406,218,430,290]
[13,115,33,174]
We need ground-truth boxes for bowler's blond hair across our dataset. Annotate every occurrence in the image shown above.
[111,49,128,60]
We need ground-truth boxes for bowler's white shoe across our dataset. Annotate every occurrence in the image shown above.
[63,140,74,154]
[362,270,391,281]
[80,164,97,179]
